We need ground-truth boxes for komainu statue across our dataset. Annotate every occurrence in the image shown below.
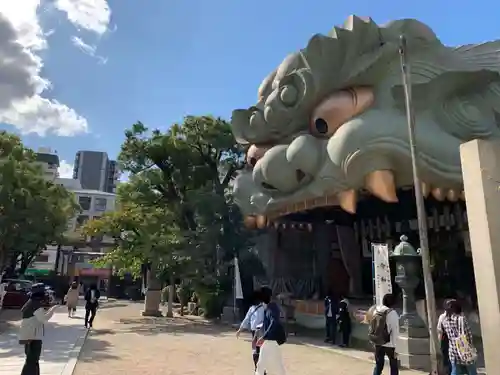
[231,15,500,222]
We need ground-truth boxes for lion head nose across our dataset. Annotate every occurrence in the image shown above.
[246,144,272,167]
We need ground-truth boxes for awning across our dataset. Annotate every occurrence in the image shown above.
[25,268,52,276]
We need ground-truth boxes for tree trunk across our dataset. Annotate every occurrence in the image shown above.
[166,274,175,318]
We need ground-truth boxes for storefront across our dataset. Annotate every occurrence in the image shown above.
[75,267,111,295]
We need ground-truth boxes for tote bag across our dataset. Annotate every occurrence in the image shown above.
[455,316,477,363]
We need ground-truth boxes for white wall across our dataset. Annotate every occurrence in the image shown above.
[30,246,58,270]
[56,178,82,190]
[69,190,116,246]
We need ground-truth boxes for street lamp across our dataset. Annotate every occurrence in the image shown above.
[399,35,444,375]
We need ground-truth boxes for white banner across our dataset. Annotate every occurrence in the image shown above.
[234,257,244,299]
[372,243,392,306]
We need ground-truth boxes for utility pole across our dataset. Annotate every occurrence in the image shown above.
[399,35,444,375]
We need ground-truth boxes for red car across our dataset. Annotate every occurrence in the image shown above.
[1,279,52,309]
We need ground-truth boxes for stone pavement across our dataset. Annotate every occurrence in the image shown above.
[73,301,426,375]
[0,306,88,375]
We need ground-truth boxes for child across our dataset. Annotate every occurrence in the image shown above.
[337,295,352,347]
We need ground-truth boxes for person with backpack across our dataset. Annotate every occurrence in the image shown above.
[236,290,265,370]
[440,299,478,375]
[369,293,400,375]
[324,290,339,344]
[255,286,287,375]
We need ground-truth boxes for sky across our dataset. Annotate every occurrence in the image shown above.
[0,0,498,178]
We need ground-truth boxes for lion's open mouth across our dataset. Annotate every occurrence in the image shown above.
[243,176,465,229]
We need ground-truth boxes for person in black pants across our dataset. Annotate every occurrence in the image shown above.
[324,291,338,344]
[84,283,101,328]
[19,284,58,375]
[337,296,352,347]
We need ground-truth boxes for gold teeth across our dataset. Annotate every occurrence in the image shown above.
[424,183,464,202]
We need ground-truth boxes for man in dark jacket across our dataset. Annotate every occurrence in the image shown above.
[84,283,101,328]
[255,287,287,375]
[324,290,338,344]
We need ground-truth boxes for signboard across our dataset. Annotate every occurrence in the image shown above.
[372,243,393,306]
[25,268,52,276]
[77,268,111,278]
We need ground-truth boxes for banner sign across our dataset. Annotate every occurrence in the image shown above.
[372,243,393,306]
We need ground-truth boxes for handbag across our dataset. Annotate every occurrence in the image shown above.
[455,316,477,363]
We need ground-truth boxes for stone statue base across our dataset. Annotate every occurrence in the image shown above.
[397,335,431,372]
[141,290,163,317]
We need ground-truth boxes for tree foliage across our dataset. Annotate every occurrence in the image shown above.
[0,131,79,273]
[83,173,188,278]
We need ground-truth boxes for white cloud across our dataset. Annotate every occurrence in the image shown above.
[71,36,107,64]
[54,0,111,35]
[58,159,74,178]
[0,1,93,136]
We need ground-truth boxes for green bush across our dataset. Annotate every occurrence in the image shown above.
[193,282,227,319]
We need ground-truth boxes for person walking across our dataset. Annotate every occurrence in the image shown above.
[236,291,265,370]
[369,293,400,375]
[65,282,79,318]
[337,295,352,347]
[324,290,338,344]
[440,299,478,375]
[437,300,452,375]
[84,283,100,328]
[18,283,58,375]
[255,286,287,375]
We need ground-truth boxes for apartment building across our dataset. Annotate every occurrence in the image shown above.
[73,151,120,193]
[35,147,59,181]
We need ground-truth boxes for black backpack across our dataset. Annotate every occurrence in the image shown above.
[368,309,391,346]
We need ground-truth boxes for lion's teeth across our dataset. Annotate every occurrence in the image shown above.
[365,170,398,203]
[338,189,357,214]
[421,182,430,197]
[446,189,459,202]
[431,187,445,201]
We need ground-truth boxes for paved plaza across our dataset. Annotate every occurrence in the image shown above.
[0,307,88,375]
[72,301,425,375]
[5,300,481,375]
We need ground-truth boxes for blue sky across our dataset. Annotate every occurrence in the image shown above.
[0,0,497,177]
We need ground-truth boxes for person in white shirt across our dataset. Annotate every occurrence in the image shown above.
[236,291,265,370]
[371,293,400,375]
[19,284,58,375]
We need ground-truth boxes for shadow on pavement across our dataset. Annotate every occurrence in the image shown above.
[98,302,129,310]
[77,331,120,362]
[0,308,22,333]
[115,316,234,337]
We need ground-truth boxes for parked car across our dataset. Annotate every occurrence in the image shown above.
[1,279,54,309]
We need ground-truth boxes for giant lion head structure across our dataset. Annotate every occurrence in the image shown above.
[231,15,500,225]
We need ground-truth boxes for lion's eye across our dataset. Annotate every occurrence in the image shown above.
[309,88,374,138]
[279,85,298,107]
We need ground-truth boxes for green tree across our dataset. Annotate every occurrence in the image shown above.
[0,131,79,273]
[114,115,251,317]
[83,174,188,317]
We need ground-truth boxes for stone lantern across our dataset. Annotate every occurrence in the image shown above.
[390,235,430,371]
